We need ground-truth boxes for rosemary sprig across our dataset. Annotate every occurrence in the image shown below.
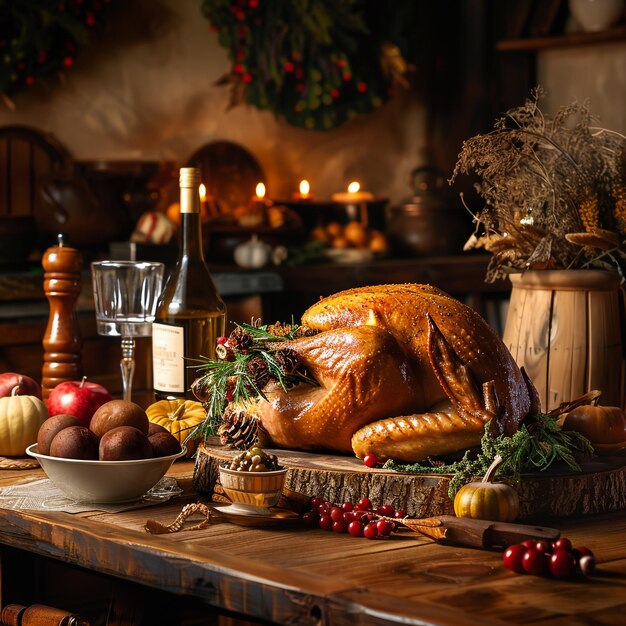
[191,322,318,437]
[384,412,594,498]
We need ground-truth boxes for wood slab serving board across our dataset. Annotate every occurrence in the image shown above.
[193,440,626,521]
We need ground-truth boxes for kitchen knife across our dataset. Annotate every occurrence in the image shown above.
[436,515,560,549]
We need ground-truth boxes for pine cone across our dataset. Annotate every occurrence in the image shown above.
[275,347,299,374]
[246,356,271,389]
[228,327,253,353]
[217,401,267,450]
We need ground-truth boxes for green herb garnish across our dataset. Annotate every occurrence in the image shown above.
[191,322,318,438]
[384,412,594,498]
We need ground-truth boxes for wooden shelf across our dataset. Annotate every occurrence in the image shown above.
[497,24,626,51]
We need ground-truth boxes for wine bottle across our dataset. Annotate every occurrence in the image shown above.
[152,167,226,400]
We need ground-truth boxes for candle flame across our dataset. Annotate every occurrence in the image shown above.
[299,179,310,195]
[255,182,266,199]
[347,181,361,193]
[199,183,206,201]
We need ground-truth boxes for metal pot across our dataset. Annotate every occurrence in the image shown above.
[386,166,468,257]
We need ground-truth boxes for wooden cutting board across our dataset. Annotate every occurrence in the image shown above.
[193,440,626,521]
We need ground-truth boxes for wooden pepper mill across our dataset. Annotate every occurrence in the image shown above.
[41,234,83,400]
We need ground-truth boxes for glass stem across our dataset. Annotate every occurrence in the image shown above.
[120,336,136,403]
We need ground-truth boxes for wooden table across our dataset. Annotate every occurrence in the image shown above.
[0,461,625,626]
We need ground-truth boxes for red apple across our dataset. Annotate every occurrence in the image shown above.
[0,373,42,399]
[47,377,112,427]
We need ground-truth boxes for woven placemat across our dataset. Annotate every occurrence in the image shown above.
[0,456,39,470]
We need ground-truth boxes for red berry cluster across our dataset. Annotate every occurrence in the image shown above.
[503,537,596,579]
[302,496,406,539]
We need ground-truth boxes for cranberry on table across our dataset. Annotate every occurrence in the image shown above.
[332,520,347,533]
[549,550,576,579]
[319,514,333,531]
[377,504,395,517]
[363,453,378,468]
[302,511,318,526]
[573,546,595,565]
[522,548,548,576]
[310,497,324,509]
[394,509,407,519]
[330,507,344,523]
[348,520,364,537]
[363,523,379,540]
[521,539,537,551]
[356,497,372,511]
[535,540,552,554]
[341,501,354,512]
[579,555,596,576]
[376,519,394,536]
[503,545,528,574]
[553,538,573,552]
[343,511,356,524]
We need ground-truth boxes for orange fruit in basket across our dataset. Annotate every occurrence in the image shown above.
[331,236,349,249]
[368,230,388,252]
[326,222,344,238]
[344,221,368,248]
[311,226,330,243]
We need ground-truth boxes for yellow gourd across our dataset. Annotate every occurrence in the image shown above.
[0,385,49,457]
[146,399,206,455]
[453,455,520,522]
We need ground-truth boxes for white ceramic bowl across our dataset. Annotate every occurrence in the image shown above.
[26,444,186,504]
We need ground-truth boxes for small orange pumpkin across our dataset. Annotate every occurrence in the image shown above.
[146,399,206,456]
[560,404,626,454]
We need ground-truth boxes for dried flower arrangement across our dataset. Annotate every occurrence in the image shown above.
[449,88,626,282]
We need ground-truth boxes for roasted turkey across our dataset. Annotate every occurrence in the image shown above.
[251,284,538,461]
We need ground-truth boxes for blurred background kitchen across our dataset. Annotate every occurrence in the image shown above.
[1,0,625,397]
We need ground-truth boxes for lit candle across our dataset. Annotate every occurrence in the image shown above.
[199,183,207,203]
[293,179,313,201]
[255,182,266,201]
[331,181,375,203]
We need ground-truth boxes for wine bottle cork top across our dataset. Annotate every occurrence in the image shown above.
[180,167,200,188]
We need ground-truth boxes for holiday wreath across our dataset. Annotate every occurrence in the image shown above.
[202,0,417,130]
[0,0,115,107]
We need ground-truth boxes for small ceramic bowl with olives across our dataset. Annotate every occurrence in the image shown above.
[219,447,287,514]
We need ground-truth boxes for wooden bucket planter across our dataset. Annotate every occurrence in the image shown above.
[502,270,625,411]
[194,441,626,521]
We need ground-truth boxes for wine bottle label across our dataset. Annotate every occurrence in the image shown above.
[152,322,185,393]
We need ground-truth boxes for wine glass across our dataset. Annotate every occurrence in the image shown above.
[91,261,164,402]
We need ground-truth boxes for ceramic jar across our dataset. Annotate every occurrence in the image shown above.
[233,235,272,268]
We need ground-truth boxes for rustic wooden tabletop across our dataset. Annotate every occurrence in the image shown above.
[0,461,624,626]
